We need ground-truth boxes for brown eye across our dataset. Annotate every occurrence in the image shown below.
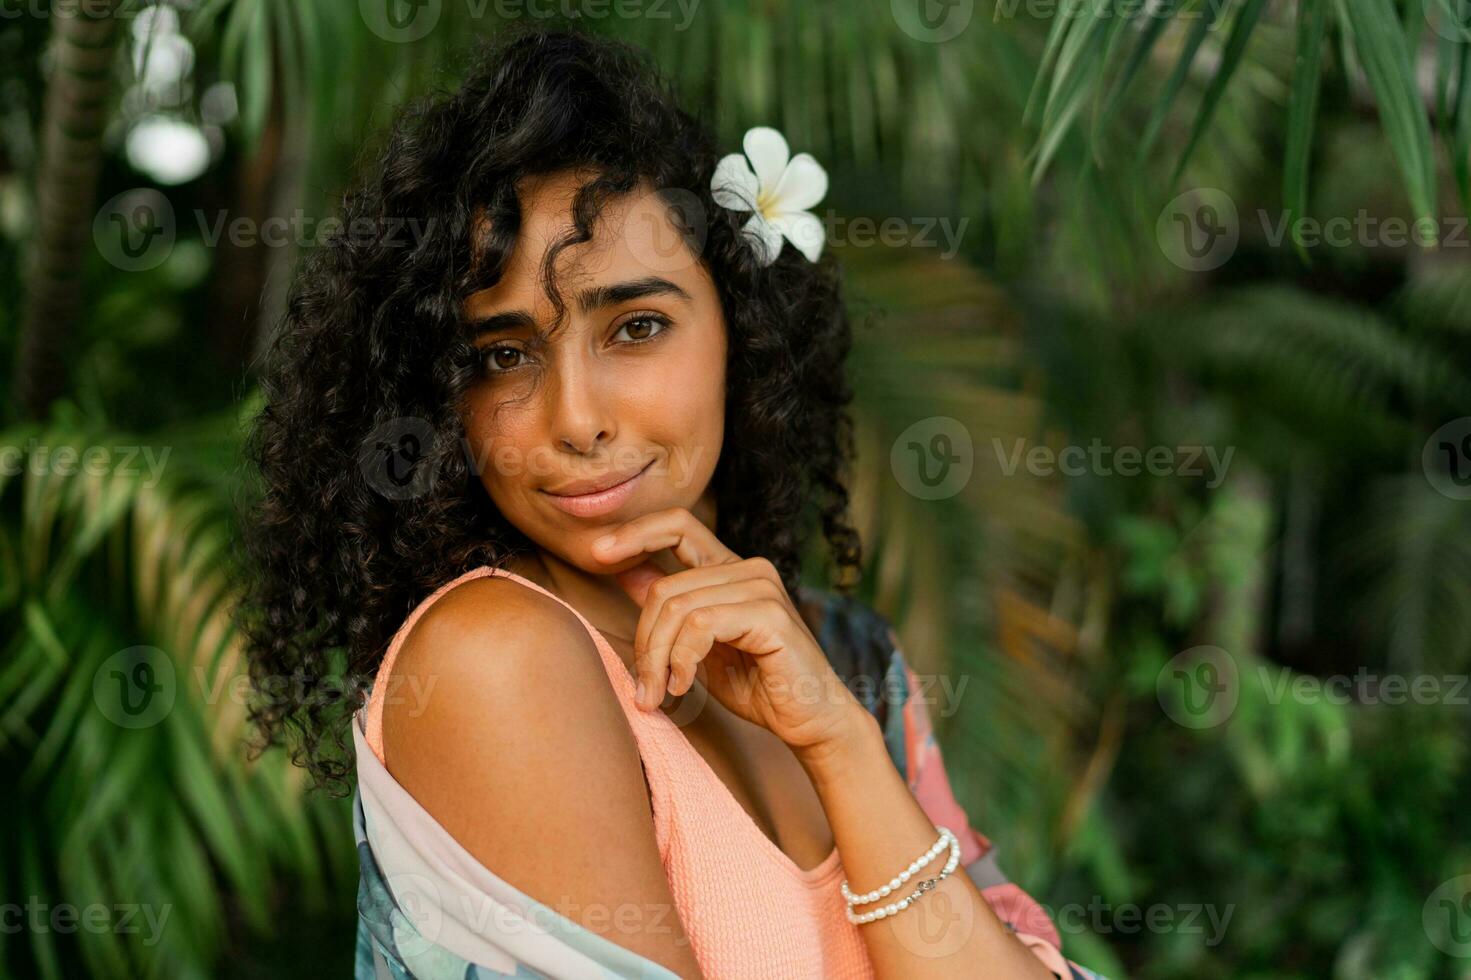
[613,314,670,344]
[480,345,527,373]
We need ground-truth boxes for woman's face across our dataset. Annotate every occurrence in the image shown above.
[458,170,727,574]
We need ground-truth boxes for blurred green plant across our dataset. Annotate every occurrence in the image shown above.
[1025,0,1471,233]
[4,1,1471,978]
[1015,262,1471,976]
[0,405,355,980]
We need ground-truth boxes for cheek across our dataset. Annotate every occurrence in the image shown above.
[458,389,540,500]
[641,334,725,490]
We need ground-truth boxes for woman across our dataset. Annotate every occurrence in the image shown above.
[239,27,1104,980]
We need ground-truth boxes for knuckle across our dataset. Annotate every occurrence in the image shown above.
[753,576,783,599]
[746,556,777,578]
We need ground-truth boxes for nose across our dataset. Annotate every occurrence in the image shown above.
[546,351,614,455]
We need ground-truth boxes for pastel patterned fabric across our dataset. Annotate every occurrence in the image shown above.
[351,565,1106,979]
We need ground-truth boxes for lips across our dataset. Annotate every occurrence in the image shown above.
[543,463,650,497]
[539,460,653,519]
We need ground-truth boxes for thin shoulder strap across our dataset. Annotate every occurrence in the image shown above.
[363,566,499,763]
[362,565,648,763]
[479,567,646,707]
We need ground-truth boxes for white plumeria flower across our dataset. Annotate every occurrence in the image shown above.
[710,126,828,266]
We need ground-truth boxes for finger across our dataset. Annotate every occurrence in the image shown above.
[658,599,792,702]
[639,581,764,707]
[635,558,781,660]
[591,507,741,571]
[641,580,778,702]
[614,560,668,607]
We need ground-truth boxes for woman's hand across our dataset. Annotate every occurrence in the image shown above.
[592,509,1065,980]
[590,506,865,754]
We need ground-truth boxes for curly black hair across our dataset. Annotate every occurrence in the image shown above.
[235,27,863,795]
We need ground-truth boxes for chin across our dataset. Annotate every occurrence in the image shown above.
[535,529,639,576]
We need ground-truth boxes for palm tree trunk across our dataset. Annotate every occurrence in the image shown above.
[15,0,122,418]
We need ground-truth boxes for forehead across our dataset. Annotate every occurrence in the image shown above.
[464,171,704,316]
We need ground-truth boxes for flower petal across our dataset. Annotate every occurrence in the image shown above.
[711,153,759,211]
[742,126,790,193]
[770,210,826,263]
[768,152,828,214]
[742,211,783,266]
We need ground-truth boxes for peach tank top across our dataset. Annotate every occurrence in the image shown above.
[363,565,877,979]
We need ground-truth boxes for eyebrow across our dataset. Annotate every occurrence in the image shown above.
[468,276,692,338]
[575,276,691,315]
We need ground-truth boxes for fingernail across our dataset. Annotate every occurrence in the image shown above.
[593,534,614,553]
[635,679,647,708]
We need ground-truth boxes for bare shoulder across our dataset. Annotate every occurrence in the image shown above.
[388,572,598,695]
[380,573,704,977]
[381,572,627,828]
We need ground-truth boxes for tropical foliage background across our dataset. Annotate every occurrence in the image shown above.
[2,0,1469,977]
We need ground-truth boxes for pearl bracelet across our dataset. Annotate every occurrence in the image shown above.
[841,827,960,925]
[845,830,961,925]
[841,827,956,905]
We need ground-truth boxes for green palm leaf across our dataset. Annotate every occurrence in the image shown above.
[0,417,351,978]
